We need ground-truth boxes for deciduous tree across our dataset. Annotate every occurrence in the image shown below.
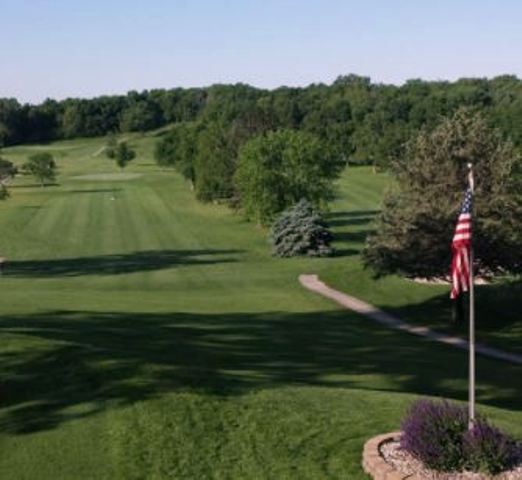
[22,153,56,186]
[234,130,345,225]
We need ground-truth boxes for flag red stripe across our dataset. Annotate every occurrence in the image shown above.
[450,188,472,299]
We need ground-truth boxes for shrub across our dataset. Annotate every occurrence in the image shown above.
[401,399,521,474]
[271,199,333,257]
[463,420,522,474]
[401,399,467,471]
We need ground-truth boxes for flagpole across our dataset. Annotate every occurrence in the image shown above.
[468,163,475,430]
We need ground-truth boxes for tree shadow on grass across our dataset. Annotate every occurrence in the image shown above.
[9,183,60,189]
[65,188,123,194]
[0,308,519,434]
[4,249,242,278]
[326,210,380,257]
[383,278,522,355]
[326,210,380,228]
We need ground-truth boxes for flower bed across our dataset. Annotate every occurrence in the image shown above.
[362,432,522,480]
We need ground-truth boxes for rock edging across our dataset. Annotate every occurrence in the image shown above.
[363,431,419,480]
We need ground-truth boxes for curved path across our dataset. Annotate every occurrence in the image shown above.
[299,274,522,365]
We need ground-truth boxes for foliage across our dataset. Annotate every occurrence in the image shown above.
[22,152,56,186]
[154,122,199,184]
[364,108,522,278]
[193,121,236,202]
[114,142,135,170]
[0,157,17,199]
[1,76,521,163]
[0,157,17,182]
[271,199,333,257]
[105,133,117,159]
[234,130,345,225]
[401,399,468,471]
[463,419,522,474]
[401,399,521,474]
[119,99,163,132]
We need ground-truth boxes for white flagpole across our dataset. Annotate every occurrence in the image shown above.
[468,163,475,430]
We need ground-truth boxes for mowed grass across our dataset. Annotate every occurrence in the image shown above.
[0,135,520,480]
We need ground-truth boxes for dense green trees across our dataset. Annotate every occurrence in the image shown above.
[1,75,521,161]
[234,130,345,225]
[193,122,236,202]
[119,99,163,132]
[22,153,57,186]
[363,108,522,277]
[154,122,199,185]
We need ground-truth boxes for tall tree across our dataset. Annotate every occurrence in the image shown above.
[363,108,522,277]
[234,129,346,225]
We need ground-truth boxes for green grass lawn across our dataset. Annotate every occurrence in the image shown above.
[0,134,520,479]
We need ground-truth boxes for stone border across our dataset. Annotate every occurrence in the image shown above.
[362,431,419,480]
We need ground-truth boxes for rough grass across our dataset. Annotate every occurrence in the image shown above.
[0,135,520,480]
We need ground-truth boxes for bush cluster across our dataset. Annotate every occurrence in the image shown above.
[401,399,521,475]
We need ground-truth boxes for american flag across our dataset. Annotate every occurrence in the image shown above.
[450,187,473,299]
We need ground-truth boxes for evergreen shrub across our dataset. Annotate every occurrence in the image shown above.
[271,199,333,257]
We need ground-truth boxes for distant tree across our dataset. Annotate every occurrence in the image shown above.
[363,108,522,278]
[234,129,345,225]
[114,142,135,170]
[0,99,23,146]
[0,157,17,183]
[105,133,117,159]
[271,199,334,257]
[0,157,15,199]
[22,153,56,186]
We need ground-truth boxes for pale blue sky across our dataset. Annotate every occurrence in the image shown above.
[2,0,521,104]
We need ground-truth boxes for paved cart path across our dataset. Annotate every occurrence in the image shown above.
[299,274,522,365]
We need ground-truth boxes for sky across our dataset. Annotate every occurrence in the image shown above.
[1,0,521,104]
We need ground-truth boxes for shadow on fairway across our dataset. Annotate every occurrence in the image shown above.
[384,278,522,355]
[0,308,519,434]
[326,209,380,228]
[4,249,242,277]
[9,183,60,189]
[326,210,380,256]
[65,188,123,194]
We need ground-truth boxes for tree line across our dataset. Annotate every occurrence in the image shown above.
[1,74,521,158]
